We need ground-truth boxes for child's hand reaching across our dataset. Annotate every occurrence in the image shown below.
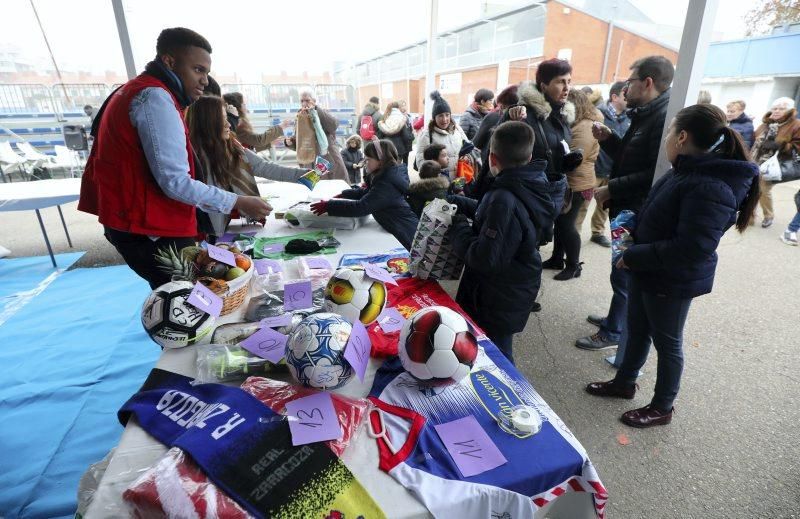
[310,200,329,215]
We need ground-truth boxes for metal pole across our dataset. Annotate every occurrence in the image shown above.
[653,0,719,181]
[35,209,57,268]
[112,0,137,80]
[424,0,439,124]
[600,2,618,83]
[29,0,70,108]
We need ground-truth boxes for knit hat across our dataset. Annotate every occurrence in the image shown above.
[430,91,451,118]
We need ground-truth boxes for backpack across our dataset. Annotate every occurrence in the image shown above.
[359,114,376,140]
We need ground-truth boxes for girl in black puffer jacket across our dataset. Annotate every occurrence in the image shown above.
[586,104,760,429]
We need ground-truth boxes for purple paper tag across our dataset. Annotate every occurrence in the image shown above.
[219,231,256,243]
[361,262,398,286]
[206,244,237,267]
[239,326,288,363]
[260,313,293,329]
[262,243,285,254]
[434,416,508,478]
[376,307,406,333]
[343,319,370,381]
[284,280,313,310]
[285,392,343,446]
[186,282,223,318]
[305,257,332,270]
[254,259,283,275]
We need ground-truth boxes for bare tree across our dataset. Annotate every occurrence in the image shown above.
[744,0,800,36]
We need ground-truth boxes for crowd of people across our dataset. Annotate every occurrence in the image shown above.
[79,26,798,430]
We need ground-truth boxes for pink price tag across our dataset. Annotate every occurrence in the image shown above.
[343,319,370,381]
[434,415,508,478]
[260,313,293,329]
[284,280,313,310]
[254,259,282,275]
[376,307,406,333]
[285,392,343,446]
[361,262,398,286]
[206,244,237,267]
[186,282,223,318]
[239,326,287,363]
[305,257,332,270]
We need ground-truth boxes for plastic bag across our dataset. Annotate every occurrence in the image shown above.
[285,201,368,230]
[196,342,289,384]
[75,448,116,518]
[611,210,637,264]
[759,154,782,182]
[409,198,464,280]
[244,287,325,321]
[294,256,334,289]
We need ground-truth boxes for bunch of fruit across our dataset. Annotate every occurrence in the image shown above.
[155,243,252,296]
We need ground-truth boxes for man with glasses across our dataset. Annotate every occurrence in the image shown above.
[575,56,675,366]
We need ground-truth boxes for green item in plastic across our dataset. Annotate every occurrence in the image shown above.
[253,230,340,259]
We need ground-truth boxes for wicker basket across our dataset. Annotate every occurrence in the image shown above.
[219,264,254,316]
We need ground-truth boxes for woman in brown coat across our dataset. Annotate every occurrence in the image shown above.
[546,88,601,280]
[751,97,800,227]
[223,92,287,152]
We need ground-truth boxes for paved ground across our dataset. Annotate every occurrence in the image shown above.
[2,177,798,518]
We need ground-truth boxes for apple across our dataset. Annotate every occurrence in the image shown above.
[225,267,246,281]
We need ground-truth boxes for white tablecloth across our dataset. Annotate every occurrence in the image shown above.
[0,178,81,211]
[86,180,596,519]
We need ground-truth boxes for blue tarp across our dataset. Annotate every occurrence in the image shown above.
[0,264,159,518]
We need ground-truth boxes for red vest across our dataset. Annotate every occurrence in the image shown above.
[78,74,197,237]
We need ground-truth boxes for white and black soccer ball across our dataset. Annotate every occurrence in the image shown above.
[398,306,479,384]
[285,313,354,390]
[141,280,216,349]
[324,266,387,325]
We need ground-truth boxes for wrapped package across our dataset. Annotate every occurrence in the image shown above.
[408,198,464,280]
[610,210,637,264]
[285,202,368,230]
[196,342,289,384]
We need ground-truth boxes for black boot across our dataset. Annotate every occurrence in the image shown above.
[541,257,565,270]
[554,262,583,281]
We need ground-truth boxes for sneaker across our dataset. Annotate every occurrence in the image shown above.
[575,333,619,350]
[762,217,774,228]
[590,234,611,247]
[587,314,606,327]
[780,230,799,246]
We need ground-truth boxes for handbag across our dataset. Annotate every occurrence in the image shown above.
[759,154,782,182]
[294,112,318,164]
[779,149,800,183]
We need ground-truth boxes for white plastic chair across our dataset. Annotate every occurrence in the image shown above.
[0,141,32,181]
[53,145,82,178]
[16,141,54,166]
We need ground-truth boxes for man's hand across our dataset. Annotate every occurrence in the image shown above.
[310,200,329,215]
[592,121,612,142]
[594,185,610,205]
[508,106,527,121]
[234,196,272,220]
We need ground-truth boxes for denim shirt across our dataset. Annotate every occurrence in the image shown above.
[129,87,237,215]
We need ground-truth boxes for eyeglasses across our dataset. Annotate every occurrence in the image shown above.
[624,77,644,89]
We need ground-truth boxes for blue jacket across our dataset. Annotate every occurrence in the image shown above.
[326,163,419,250]
[623,154,758,299]
[595,102,631,179]
[728,113,755,149]
[449,160,566,335]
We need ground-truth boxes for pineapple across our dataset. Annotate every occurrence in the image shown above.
[154,244,196,282]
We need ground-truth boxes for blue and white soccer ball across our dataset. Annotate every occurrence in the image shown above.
[285,313,354,390]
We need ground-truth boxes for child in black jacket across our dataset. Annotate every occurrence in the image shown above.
[341,134,364,185]
[407,160,450,217]
[311,139,419,250]
[449,122,565,363]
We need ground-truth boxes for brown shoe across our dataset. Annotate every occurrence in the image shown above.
[585,379,637,399]
[620,405,673,428]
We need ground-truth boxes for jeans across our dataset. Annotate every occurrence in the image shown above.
[788,210,800,232]
[551,191,585,267]
[104,227,196,289]
[490,334,514,365]
[614,278,692,411]
[599,254,631,343]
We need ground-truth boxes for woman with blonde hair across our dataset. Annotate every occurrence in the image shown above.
[377,101,413,164]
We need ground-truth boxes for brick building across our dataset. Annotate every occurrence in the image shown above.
[348,0,679,114]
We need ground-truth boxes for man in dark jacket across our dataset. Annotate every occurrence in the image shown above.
[449,121,566,364]
[577,55,674,358]
[582,81,629,247]
[459,88,495,142]
[726,100,754,148]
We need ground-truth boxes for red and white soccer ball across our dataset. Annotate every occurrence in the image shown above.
[398,306,479,384]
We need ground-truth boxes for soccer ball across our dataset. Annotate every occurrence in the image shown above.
[141,280,216,349]
[324,266,387,325]
[285,313,354,390]
[398,306,478,384]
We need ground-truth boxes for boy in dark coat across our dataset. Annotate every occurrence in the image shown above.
[448,121,566,363]
[311,139,419,250]
[408,160,450,216]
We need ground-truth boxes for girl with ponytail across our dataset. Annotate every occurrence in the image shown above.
[586,103,759,429]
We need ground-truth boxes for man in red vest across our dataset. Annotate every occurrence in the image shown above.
[79,27,271,289]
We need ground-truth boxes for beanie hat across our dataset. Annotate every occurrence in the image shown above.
[430,91,451,118]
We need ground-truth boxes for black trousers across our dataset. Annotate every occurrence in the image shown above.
[551,191,584,267]
[104,227,196,289]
